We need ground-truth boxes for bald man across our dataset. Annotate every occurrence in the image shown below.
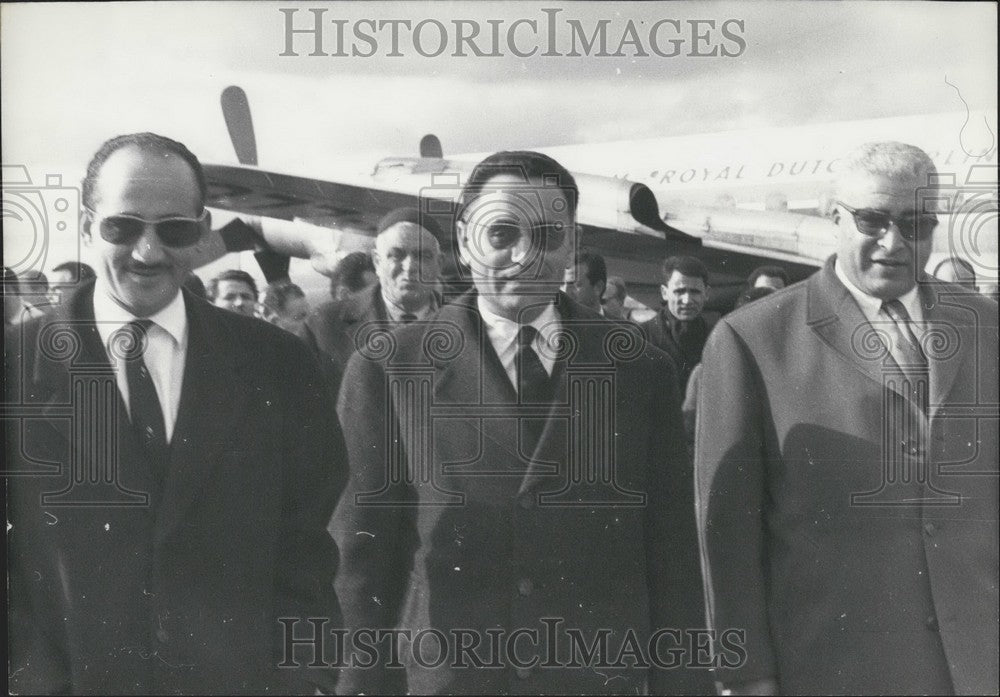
[299,208,442,399]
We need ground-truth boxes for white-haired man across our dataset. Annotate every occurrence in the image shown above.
[696,142,998,695]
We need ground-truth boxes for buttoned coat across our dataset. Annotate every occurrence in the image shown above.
[332,290,712,695]
[695,257,999,695]
[6,280,347,695]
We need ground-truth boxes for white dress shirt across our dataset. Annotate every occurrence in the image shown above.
[834,259,926,369]
[93,280,188,443]
[478,297,562,390]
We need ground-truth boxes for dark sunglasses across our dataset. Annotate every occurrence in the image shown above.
[479,220,568,251]
[836,201,937,242]
[87,208,208,248]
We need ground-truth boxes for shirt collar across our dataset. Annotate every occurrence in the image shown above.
[834,257,923,325]
[381,289,438,323]
[93,277,188,345]
[477,295,561,350]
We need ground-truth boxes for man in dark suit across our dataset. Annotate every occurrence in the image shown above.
[696,141,998,695]
[642,255,713,391]
[5,133,346,694]
[332,151,711,695]
[299,208,442,399]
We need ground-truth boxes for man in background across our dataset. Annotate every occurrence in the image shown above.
[746,264,789,291]
[207,268,258,317]
[299,207,441,398]
[642,255,713,390]
[563,249,607,314]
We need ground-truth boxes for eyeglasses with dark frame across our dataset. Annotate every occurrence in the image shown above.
[86,208,208,248]
[835,201,938,242]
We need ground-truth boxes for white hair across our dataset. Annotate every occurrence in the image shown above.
[835,141,938,194]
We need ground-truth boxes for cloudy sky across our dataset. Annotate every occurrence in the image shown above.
[3,1,996,174]
[1,1,996,280]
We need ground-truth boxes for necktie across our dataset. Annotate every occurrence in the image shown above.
[516,325,552,403]
[401,313,418,324]
[516,325,552,454]
[120,320,169,497]
[881,299,928,372]
[881,299,928,409]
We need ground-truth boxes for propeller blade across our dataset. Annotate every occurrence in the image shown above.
[419,134,443,159]
[254,250,291,284]
[221,86,258,166]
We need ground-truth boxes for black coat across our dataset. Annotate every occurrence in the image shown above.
[6,280,347,695]
[332,291,712,695]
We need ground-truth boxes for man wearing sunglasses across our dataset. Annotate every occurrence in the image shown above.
[6,132,346,695]
[695,141,998,695]
[333,151,710,695]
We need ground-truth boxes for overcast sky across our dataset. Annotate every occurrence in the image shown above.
[2,1,996,282]
[3,1,996,177]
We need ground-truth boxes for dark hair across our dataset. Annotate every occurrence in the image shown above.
[747,265,789,287]
[576,250,607,289]
[82,132,207,211]
[661,256,709,285]
[377,207,444,239]
[458,151,579,223]
[51,261,97,281]
[736,285,776,308]
[329,251,377,297]
[261,280,306,314]
[206,269,258,301]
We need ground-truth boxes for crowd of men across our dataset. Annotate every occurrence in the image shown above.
[4,133,997,696]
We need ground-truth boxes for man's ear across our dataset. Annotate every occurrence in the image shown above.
[455,219,472,268]
[660,284,669,303]
[80,211,93,246]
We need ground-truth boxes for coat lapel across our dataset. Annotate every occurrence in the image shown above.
[807,259,914,404]
[518,294,610,496]
[921,282,974,417]
[155,295,251,542]
[430,293,516,408]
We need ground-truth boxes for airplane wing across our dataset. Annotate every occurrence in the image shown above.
[201,85,834,309]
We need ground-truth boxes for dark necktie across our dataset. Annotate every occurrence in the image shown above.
[516,325,552,404]
[516,325,552,454]
[120,320,169,496]
[881,299,929,409]
[401,313,418,324]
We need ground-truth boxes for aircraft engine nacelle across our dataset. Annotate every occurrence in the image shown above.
[574,173,693,242]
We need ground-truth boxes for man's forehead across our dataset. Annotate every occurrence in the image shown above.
[667,272,706,288]
[92,146,201,209]
[377,222,437,249]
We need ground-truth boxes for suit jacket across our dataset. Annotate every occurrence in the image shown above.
[332,291,712,695]
[5,280,347,695]
[298,285,389,401]
[641,309,714,391]
[695,256,999,695]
